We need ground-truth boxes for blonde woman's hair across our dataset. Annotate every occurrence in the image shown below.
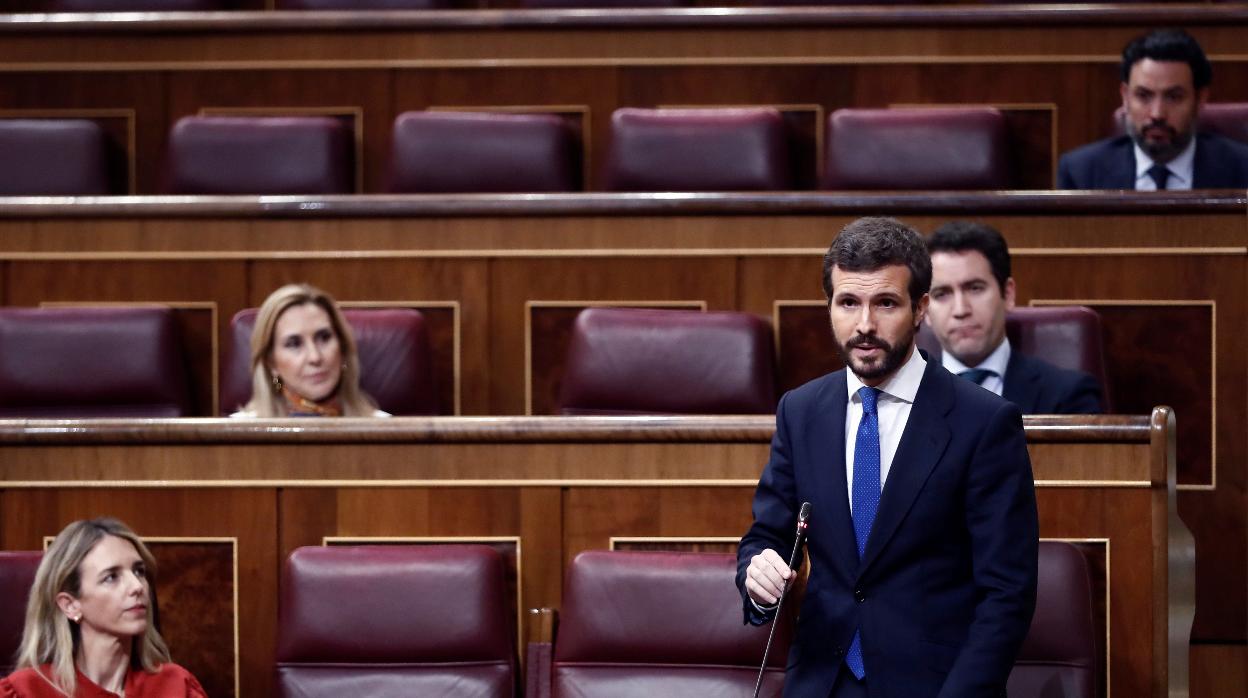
[240,283,378,417]
[15,518,172,696]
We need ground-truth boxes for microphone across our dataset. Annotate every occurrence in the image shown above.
[752,501,812,698]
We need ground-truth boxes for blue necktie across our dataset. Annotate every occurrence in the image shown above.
[846,386,880,680]
[1147,163,1170,191]
[958,368,995,386]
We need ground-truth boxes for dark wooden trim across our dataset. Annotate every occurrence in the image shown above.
[4,5,1248,34]
[0,414,1151,444]
[0,191,1243,219]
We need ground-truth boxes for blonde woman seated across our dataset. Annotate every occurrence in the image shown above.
[232,283,388,417]
[1,518,206,697]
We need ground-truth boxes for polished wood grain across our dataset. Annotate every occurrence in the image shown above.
[0,412,1189,697]
[0,193,1241,651]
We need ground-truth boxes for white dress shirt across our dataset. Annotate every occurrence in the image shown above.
[940,338,1011,397]
[843,347,926,513]
[751,347,928,610]
[1133,138,1196,191]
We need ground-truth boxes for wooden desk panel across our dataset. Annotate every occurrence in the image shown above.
[0,192,1242,651]
[0,413,1190,697]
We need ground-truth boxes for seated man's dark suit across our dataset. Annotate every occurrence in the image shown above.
[1001,350,1104,414]
[736,356,1038,698]
[1057,132,1248,189]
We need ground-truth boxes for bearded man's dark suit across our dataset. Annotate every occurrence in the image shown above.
[736,357,1038,698]
[1057,132,1248,189]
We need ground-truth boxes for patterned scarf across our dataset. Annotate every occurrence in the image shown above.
[281,385,343,417]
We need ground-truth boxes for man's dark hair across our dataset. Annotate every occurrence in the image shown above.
[1121,29,1212,90]
[927,221,1012,295]
[822,217,931,307]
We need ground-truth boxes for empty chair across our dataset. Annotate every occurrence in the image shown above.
[918,305,1112,411]
[0,307,192,418]
[164,116,353,195]
[527,551,791,697]
[603,108,792,191]
[824,107,1012,190]
[221,307,439,416]
[521,0,679,7]
[41,0,223,9]
[0,552,42,676]
[277,0,448,8]
[389,111,580,193]
[276,545,515,697]
[1007,541,1098,698]
[0,119,111,196]
[557,307,777,415]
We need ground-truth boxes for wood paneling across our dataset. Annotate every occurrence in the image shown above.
[0,414,1189,697]
[0,193,1242,653]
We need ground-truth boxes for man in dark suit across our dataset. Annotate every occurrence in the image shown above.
[925,221,1104,414]
[737,217,1038,698]
[1058,28,1248,190]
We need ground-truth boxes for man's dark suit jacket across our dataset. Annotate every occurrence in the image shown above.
[736,358,1038,698]
[1057,132,1248,189]
[1001,350,1104,414]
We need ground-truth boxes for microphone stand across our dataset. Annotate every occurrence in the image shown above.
[751,502,811,698]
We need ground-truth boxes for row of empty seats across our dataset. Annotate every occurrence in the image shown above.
[0,543,1098,697]
[6,105,1246,195]
[0,304,1110,417]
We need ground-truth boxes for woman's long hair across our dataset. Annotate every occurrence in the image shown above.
[15,518,172,696]
[240,283,378,417]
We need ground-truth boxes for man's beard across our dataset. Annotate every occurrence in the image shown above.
[1128,118,1194,164]
[835,324,916,383]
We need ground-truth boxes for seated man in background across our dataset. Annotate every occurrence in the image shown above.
[1058,28,1248,190]
[926,221,1104,414]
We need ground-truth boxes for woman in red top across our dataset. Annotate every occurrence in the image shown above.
[1,518,206,697]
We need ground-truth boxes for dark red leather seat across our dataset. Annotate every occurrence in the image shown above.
[823,107,1012,190]
[530,551,790,698]
[389,111,580,193]
[276,545,515,698]
[0,119,111,196]
[0,552,42,676]
[164,116,353,195]
[278,0,447,8]
[42,0,222,9]
[1007,541,1098,698]
[603,108,792,191]
[221,307,439,415]
[918,305,1112,411]
[0,307,192,418]
[557,307,777,415]
[1199,103,1248,145]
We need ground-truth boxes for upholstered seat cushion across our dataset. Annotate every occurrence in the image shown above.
[389,111,580,193]
[0,307,191,418]
[164,116,353,195]
[603,108,792,191]
[0,552,42,676]
[557,307,777,415]
[0,119,111,196]
[1007,541,1097,698]
[550,551,789,697]
[824,107,1012,190]
[276,545,514,697]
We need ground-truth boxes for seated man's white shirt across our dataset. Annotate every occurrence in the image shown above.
[1133,138,1196,191]
[941,337,1010,397]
